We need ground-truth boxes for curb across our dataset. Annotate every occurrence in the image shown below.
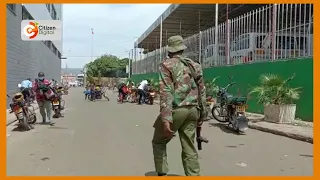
[6,105,40,126]
[154,100,313,143]
[248,123,313,144]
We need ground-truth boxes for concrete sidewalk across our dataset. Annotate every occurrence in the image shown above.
[153,100,313,144]
[6,103,39,126]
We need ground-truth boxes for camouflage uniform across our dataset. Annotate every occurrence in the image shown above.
[152,35,207,176]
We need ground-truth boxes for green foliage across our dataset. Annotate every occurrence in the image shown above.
[250,73,301,105]
[85,54,129,78]
[125,78,133,85]
[148,78,160,92]
[205,77,219,97]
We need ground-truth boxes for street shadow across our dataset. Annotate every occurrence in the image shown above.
[47,126,68,130]
[34,122,55,126]
[208,122,246,136]
[11,126,29,132]
[144,171,181,176]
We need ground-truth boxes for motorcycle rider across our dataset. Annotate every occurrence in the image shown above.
[20,78,32,104]
[118,82,127,102]
[137,79,148,105]
[32,72,54,125]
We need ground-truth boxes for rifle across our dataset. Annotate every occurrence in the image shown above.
[196,125,209,151]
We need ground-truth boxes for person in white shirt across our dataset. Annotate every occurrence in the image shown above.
[137,79,148,105]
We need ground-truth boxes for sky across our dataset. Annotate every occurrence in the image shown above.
[62,4,170,68]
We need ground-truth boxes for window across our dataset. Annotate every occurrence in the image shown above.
[22,6,34,20]
[276,36,296,49]
[256,35,266,48]
[51,5,57,20]
[52,44,58,55]
[7,4,16,13]
[46,4,51,12]
[43,41,62,58]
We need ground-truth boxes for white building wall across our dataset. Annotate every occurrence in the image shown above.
[6,4,61,108]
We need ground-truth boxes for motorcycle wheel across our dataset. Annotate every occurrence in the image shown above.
[53,108,60,118]
[28,113,37,124]
[211,105,229,123]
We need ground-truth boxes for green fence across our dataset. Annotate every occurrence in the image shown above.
[131,58,313,121]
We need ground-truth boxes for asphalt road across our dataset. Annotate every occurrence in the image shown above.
[6,88,313,176]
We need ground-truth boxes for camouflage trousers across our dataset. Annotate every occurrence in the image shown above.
[152,106,200,176]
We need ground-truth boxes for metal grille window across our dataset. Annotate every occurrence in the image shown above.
[51,5,57,20]
[46,4,51,12]
[7,4,16,13]
[135,4,313,74]
[22,6,34,20]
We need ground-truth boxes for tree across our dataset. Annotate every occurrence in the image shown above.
[84,54,129,78]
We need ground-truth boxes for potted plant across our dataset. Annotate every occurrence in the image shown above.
[250,74,301,123]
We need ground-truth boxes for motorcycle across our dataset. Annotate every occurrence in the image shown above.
[52,86,65,118]
[211,77,249,133]
[7,93,36,130]
[90,86,109,101]
[144,86,156,105]
[95,86,102,99]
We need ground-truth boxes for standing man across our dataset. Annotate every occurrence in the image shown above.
[137,79,148,105]
[32,72,54,125]
[152,35,207,176]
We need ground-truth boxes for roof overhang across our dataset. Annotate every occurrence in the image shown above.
[135,4,268,52]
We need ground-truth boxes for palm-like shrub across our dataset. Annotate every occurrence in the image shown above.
[205,77,220,97]
[250,74,301,105]
[148,78,160,92]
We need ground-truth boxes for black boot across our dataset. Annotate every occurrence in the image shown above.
[158,173,167,176]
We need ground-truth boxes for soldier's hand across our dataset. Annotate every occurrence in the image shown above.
[163,121,175,138]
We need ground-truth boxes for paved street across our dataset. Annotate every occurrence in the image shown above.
[6,88,313,176]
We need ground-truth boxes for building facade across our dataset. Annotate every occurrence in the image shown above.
[6,4,63,106]
[61,74,77,84]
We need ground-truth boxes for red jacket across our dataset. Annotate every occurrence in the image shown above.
[32,79,51,101]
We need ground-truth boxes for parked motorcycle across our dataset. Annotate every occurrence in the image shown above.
[7,93,36,130]
[51,86,65,118]
[211,77,249,133]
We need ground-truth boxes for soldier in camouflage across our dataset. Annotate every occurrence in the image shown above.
[152,35,207,176]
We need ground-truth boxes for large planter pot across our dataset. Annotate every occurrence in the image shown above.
[264,104,296,123]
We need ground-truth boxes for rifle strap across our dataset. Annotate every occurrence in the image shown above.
[178,56,204,111]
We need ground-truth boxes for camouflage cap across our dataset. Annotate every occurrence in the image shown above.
[166,35,187,53]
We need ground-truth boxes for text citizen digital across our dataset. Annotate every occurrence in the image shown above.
[38,25,56,35]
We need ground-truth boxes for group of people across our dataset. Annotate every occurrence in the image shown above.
[83,83,109,100]
[117,79,150,104]
[16,72,67,125]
